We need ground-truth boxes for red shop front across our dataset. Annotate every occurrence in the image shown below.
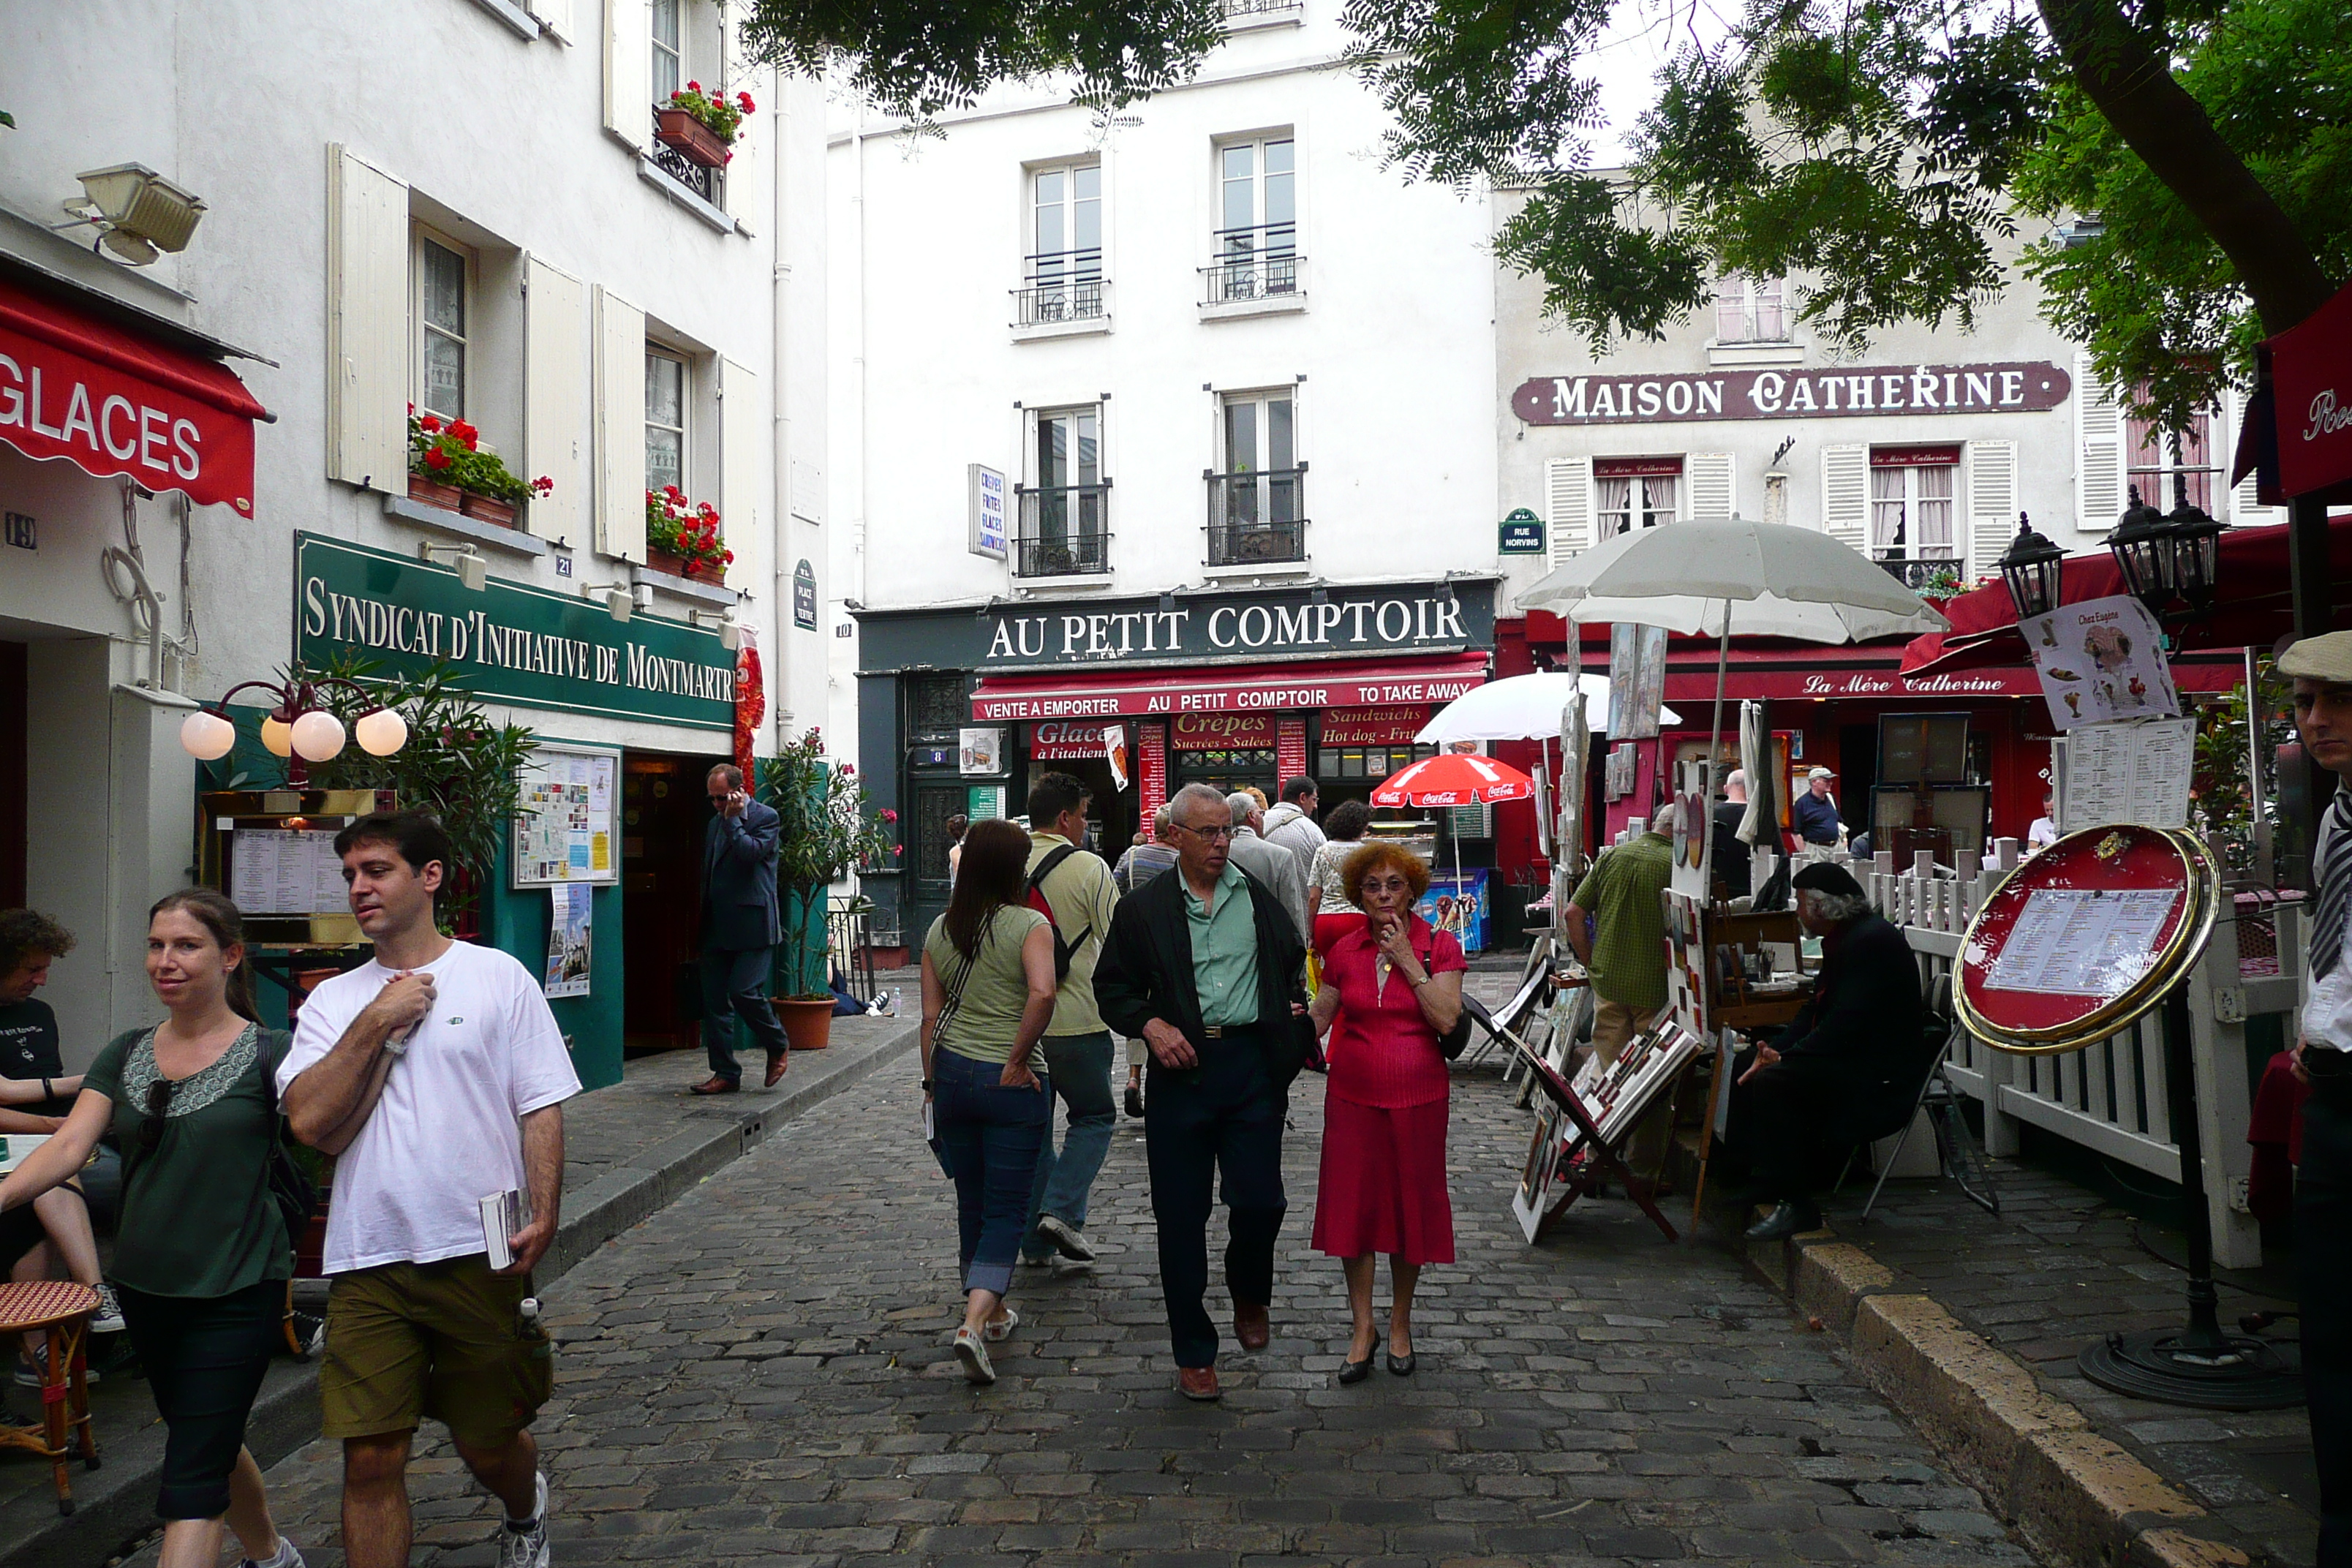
[1492,613,2253,876]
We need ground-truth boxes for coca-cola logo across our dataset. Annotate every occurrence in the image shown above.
[2303,388,2352,444]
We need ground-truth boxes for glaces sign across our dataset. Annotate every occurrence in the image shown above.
[1511,361,2071,427]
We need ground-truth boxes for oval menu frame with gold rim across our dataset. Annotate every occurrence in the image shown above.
[1953,826,2218,1056]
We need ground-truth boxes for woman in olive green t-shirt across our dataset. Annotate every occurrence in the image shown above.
[0,889,304,1568]
[920,818,1057,1386]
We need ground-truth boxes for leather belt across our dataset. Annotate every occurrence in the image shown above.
[1202,1025,1225,1039]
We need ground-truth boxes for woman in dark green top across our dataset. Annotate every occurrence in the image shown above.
[0,889,305,1568]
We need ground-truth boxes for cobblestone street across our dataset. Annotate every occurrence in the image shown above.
[203,1063,2046,1567]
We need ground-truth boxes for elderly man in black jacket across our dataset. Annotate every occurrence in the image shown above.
[1096,782,1313,1401]
[1731,862,1930,1240]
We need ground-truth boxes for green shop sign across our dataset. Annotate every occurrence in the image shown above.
[294,532,736,732]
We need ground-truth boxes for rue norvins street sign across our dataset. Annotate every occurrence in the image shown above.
[293,532,736,731]
[1510,361,2072,426]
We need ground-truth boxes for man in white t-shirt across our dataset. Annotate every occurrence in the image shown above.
[280,811,579,1568]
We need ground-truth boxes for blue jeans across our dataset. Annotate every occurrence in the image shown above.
[1023,1030,1118,1257]
[932,1047,1050,1297]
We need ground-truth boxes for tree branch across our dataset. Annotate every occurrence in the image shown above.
[2036,0,2334,333]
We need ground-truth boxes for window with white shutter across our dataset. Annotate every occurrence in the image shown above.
[593,286,647,559]
[523,255,588,546]
[2124,393,2221,513]
[604,0,652,146]
[1545,456,1594,566]
[525,0,575,40]
[2227,388,2285,525]
[1820,443,1868,549]
[2076,351,2122,534]
[1594,456,1680,535]
[1686,452,1735,520]
[326,146,409,492]
[719,357,761,594]
[1964,440,2018,579]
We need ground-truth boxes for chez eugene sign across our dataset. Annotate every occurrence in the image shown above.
[294,534,738,731]
[1511,360,2071,426]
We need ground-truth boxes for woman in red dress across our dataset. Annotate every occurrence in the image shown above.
[1308,840,1466,1383]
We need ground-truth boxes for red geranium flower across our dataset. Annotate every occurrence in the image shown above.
[686,80,701,92]
[423,447,452,471]
[419,413,442,432]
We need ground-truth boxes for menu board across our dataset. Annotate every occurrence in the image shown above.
[1985,888,2182,997]
[230,829,352,916]
[511,746,619,888]
[2064,717,2195,831]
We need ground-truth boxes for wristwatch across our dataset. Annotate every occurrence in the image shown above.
[381,1027,411,1058]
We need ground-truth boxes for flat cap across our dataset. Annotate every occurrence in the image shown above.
[1806,766,1836,780]
[2280,630,2352,684]
[1791,862,1866,900]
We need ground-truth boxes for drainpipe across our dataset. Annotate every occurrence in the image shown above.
[772,75,793,738]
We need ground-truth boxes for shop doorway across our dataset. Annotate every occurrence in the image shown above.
[1019,757,1137,857]
[1172,746,1276,808]
[0,642,21,908]
[620,748,727,1055]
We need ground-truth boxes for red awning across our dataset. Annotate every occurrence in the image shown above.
[1662,652,2247,706]
[0,276,271,514]
[2268,279,2352,498]
[1899,516,2352,676]
[970,652,1490,723]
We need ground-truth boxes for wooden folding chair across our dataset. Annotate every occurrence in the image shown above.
[0,1281,102,1515]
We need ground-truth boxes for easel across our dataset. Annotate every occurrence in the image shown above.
[1516,1044,1683,1241]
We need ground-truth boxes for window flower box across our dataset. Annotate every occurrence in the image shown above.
[407,407,552,531]
[655,109,731,169]
[646,486,732,582]
[408,472,464,512]
[646,545,726,585]
[655,83,755,170]
[461,492,519,528]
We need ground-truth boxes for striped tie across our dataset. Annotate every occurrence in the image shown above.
[2315,791,2352,981]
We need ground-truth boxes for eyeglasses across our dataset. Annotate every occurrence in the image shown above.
[1172,823,1235,841]
[140,1078,176,1153]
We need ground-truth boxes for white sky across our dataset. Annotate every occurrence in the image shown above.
[1583,0,1739,165]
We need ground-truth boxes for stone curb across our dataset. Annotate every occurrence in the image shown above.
[1722,1206,2249,1568]
[4,1022,919,1568]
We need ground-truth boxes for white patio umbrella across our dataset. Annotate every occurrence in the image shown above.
[1413,671,1679,745]
[1517,517,1948,889]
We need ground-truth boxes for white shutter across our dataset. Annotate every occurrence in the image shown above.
[522,255,589,545]
[325,146,407,491]
[718,356,761,593]
[2076,351,2122,534]
[2227,388,2284,526]
[1686,452,1734,521]
[527,0,575,39]
[1964,440,2018,579]
[603,0,652,147]
[1820,444,1868,549]
[592,285,647,560]
[1545,455,1594,566]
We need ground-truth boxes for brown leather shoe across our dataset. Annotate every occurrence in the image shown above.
[1233,1303,1270,1352]
[764,1052,788,1088]
[1176,1365,1221,1401]
[689,1076,741,1096]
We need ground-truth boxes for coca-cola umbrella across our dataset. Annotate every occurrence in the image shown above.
[1371,753,1536,906]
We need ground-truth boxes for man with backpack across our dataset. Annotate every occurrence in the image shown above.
[1019,774,1124,1266]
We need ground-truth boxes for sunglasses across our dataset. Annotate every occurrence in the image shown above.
[140,1078,176,1153]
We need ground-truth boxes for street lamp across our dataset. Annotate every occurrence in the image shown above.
[178,671,409,785]
[2105,484,2173,620]
[1995,513,2067,621]
[2106,466,2226,631]
[2163,475,2225,622]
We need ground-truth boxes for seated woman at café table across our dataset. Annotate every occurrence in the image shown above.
[1724,863,1931,1241]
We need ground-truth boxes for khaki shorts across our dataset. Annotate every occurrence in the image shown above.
[320,1256,553,1446]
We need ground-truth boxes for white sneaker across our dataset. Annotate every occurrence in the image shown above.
[88,1283,125,1334]
[951,1326,995,1385]
[1033,1214,1096,1262]
[239,1537,307,1568]
[982,1307,1019,1343]
[496,1473,550,1568]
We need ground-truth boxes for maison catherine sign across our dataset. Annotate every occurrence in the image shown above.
[293,533,737,731]
[975,581,1495,670]
[1511,361,2072,426]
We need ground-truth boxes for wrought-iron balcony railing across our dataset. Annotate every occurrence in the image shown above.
[645,140,720,205]
[1012,249,1106,326]
[1202,225,1300,304]
[1205,467,1308,565]
[1223,0,1304,17]
[1874,552,1962,592]
[1014,483,1112,577]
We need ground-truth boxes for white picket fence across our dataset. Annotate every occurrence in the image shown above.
[1869,852,2304,1268]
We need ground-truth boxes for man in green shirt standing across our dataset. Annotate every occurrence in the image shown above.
[1096,783,1312,1402]
[1019,773,1123,1267]
[1566,804,1676,1067]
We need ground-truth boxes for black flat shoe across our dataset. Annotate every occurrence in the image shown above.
[1337,1355,1373,1384]
[1386,1352,1417,1377]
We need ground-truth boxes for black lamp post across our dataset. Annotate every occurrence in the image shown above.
[2163,472,2226,622]
[1994,512,2067,621]
[2106,483,2174,621]
[2107,463,2227,633]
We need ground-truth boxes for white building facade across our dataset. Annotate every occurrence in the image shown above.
[0,0,826,1078]
[828,0,1501,951]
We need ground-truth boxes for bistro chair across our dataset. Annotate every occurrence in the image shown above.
[0,1279,102,1513]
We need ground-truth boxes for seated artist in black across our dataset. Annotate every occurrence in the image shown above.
[1730,862,1930,1240]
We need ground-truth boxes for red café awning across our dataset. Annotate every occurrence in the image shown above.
[970,652,1490,723]
[0,275,271,515]
[1900,515,2352,677]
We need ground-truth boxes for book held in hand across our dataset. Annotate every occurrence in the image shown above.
[480,1189,524,1270]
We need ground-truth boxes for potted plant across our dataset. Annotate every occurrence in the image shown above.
[408,408,553,527]
[758,726,897,1049]
[645,486,733,582]
[655,81,755,169]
